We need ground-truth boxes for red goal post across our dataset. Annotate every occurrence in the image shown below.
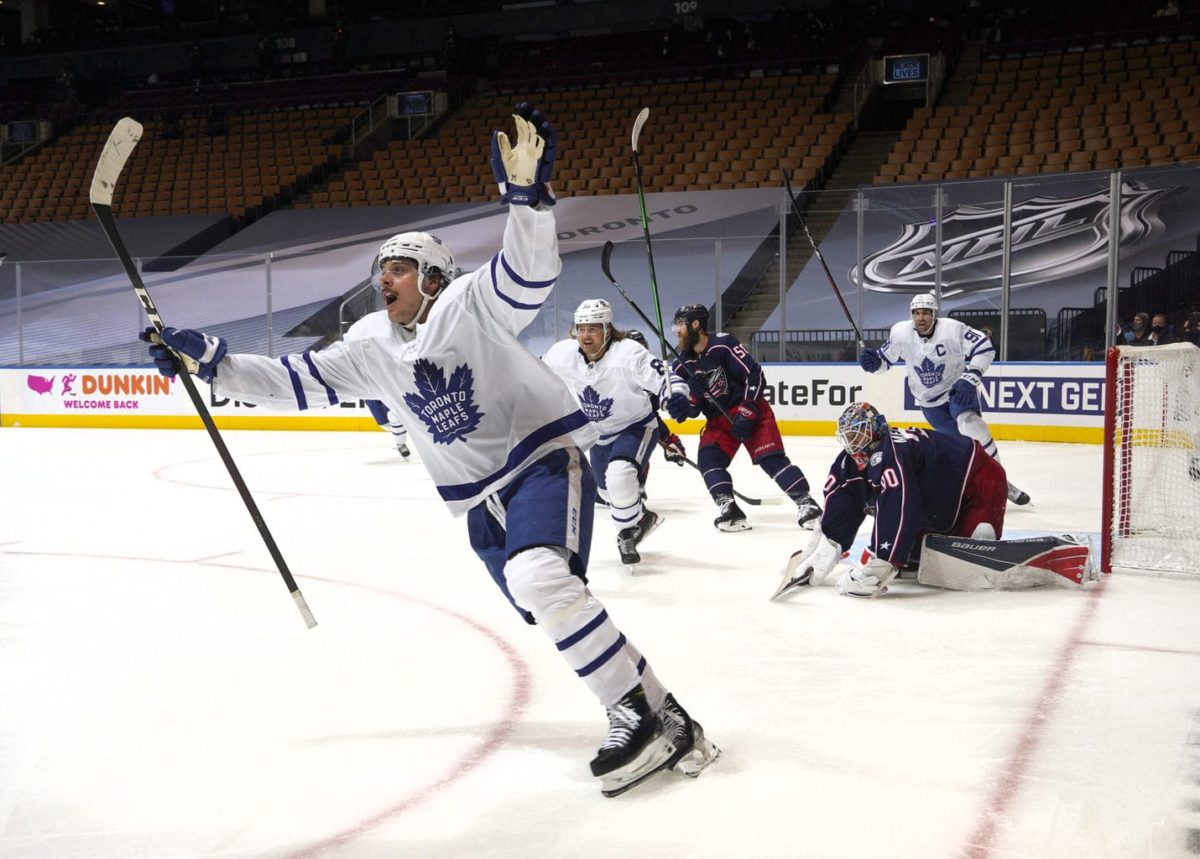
[1102,343,1200,576]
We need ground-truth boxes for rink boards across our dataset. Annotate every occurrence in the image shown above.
[0,361,1107,443]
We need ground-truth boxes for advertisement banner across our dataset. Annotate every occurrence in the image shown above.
[1,362,1106,442]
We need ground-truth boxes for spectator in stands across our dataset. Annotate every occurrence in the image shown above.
[1182,312,1200,347]
[1127,312,1154,346]
[1147,312,1174,346]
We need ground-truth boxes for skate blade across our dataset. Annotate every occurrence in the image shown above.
[716,521,752,533]
[599,734,676,798]
[670,723,722,778]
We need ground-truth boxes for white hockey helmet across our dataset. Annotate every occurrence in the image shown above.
[574,298,613,327]
[371,231,457,296]
[910,293,938,313]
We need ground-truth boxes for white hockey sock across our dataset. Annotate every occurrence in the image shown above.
[620,639,665,712]
[956,411,998,458]
[606,459,643,530]
[506,546,638,706]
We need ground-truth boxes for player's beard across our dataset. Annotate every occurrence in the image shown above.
[677,327,698,355]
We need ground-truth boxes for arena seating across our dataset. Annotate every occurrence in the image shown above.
[877,39,1200,184]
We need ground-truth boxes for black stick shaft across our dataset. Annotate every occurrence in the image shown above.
[781,167,865,348]
[94,204,317,629]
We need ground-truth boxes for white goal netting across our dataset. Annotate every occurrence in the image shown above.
[1104,343,1200,576]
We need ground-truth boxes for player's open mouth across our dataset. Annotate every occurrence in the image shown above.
[382,291,396,305]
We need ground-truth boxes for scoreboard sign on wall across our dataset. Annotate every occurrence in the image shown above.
[0,362,1108,443]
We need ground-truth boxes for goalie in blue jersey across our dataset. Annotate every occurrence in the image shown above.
[141,103,718,797]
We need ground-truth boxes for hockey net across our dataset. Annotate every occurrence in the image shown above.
[1102,343,1200,576]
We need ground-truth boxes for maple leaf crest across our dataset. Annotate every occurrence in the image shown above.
[914,356,945,388]
[578,385,614,422]
[403,358,485,445]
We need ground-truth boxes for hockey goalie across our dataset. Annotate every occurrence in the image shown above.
[772,402,1098,600]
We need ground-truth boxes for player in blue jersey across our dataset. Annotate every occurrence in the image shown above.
[665,304,821,531]
[778,401,1009,598]
[858,293,1031,505]
[140,103,717,797]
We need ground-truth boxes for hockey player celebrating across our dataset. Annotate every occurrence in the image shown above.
[858,293,1031,505]
[772,402,1094,600]
[344,308,410,458]
[665,303,821,531]
[542,298,668,568]
[140,103,718,797]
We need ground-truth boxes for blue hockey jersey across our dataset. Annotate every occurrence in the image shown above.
[821,427,982,567]
[668,333,764,418]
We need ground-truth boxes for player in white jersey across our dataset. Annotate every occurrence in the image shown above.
[858,293,1031,505]
[344,310,410,458]
[140,103,718,797]
[542,298,668,567]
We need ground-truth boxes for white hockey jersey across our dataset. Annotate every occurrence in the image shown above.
[872,317,995,408]
[541,337,669,444]
[212,205,598,515]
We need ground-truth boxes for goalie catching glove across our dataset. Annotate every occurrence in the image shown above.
[140,326,227,383]
[491,102,557,208]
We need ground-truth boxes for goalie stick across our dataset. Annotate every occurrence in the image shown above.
[781,166,864,350]
[630,108,667,360]
[90,117,317,630]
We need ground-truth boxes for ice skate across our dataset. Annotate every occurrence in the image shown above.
[590,685,676,797]
[616,509,663,567]
[396,441,410,459]
[713,496,751,532]
[795,493,822,530]
[659,693,721,778]
[1006,481,1030,505]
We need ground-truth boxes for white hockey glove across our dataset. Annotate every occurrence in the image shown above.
[836,554,899,598]
[771,526,843,600]
[491,103,557,207]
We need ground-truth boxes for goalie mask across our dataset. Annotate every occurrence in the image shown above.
[370,231,457,329]
[836,402,888,470]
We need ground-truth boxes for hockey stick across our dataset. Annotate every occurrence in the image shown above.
[90,118,317,630]
[666,447,783,507]
[780,166,864,350]
[630,108,667,359]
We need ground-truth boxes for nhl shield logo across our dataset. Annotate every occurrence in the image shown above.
[853,182,1176,296]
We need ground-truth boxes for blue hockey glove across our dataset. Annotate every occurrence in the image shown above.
[666,391,694,423]
[859,348,882,372]
[662,433,687,465]
[140,326,227,383]
[491,103,557,207]
[730,402,759,439]
[950,373,981,410]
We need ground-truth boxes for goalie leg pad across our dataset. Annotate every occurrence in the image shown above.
[917,534,1097,590]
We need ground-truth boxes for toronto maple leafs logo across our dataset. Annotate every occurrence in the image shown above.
[914,356,945,388]
[404,358,485,444]
[579,385,613,422]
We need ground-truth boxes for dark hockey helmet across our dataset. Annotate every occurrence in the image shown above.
[672,303,709,331]
[837,402,889,469]
[625,329,648,348]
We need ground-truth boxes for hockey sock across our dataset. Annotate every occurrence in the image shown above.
[956,411,999,458]
[606,459,643,530]
[620,638,666,712]
[697,445,734,502]
[506,546,639,706]
[757,452,811,501]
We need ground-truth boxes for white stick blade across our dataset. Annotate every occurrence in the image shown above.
[631,107,650,151]
[90,118,143,207]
